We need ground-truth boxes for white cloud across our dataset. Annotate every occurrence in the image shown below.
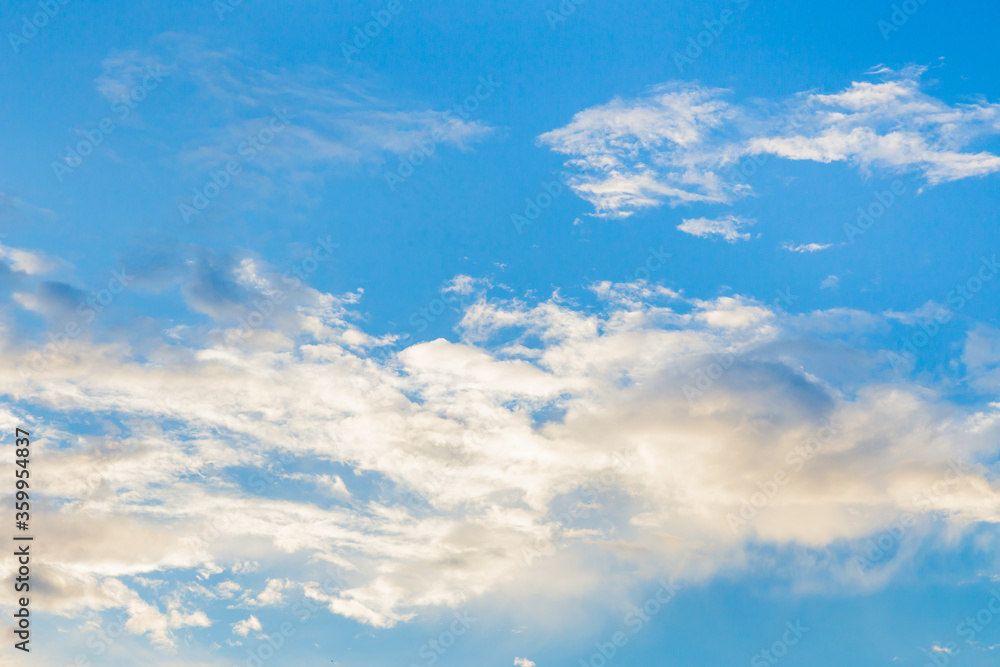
[678,215,755,242]
[538,83,737,217]
[962,325,1000,391]
[782,242,832,253]
[232,615,262,637]
[284,473,352,500]
[541,67,1000,218]
[0,242,61,275]
[821,275,840,289]
[515,658,536,667]
[246,579,290,608]
[231,560,258,575]
[443,274,491,295]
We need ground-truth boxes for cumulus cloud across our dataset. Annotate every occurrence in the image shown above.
[232,615,262,637]
[245,579,291,608]
[2,245,1000,651]
[678,215,755,242]
[0,242,62,275]
[540,66,1000,218]
[515,658,536,667]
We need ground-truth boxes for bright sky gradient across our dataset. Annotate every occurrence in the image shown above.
[2,1,1000,666]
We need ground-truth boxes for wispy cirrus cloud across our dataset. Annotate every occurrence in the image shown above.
[678,215,755,242]
[540,66,1000,218]
[178,51,493,175]
[92,37,496,216]
[782,242,833,253]
[94,50,173,104]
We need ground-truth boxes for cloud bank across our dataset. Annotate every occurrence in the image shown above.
[1,242,1000,650]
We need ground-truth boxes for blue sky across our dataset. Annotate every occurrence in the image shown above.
[3,0,1000,665]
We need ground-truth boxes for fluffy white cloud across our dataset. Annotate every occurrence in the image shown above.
[514,658,536,667]
[538,84,737,217]
[0,241,61,275]
[232,615,262,637]
[540,66,1000,218]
